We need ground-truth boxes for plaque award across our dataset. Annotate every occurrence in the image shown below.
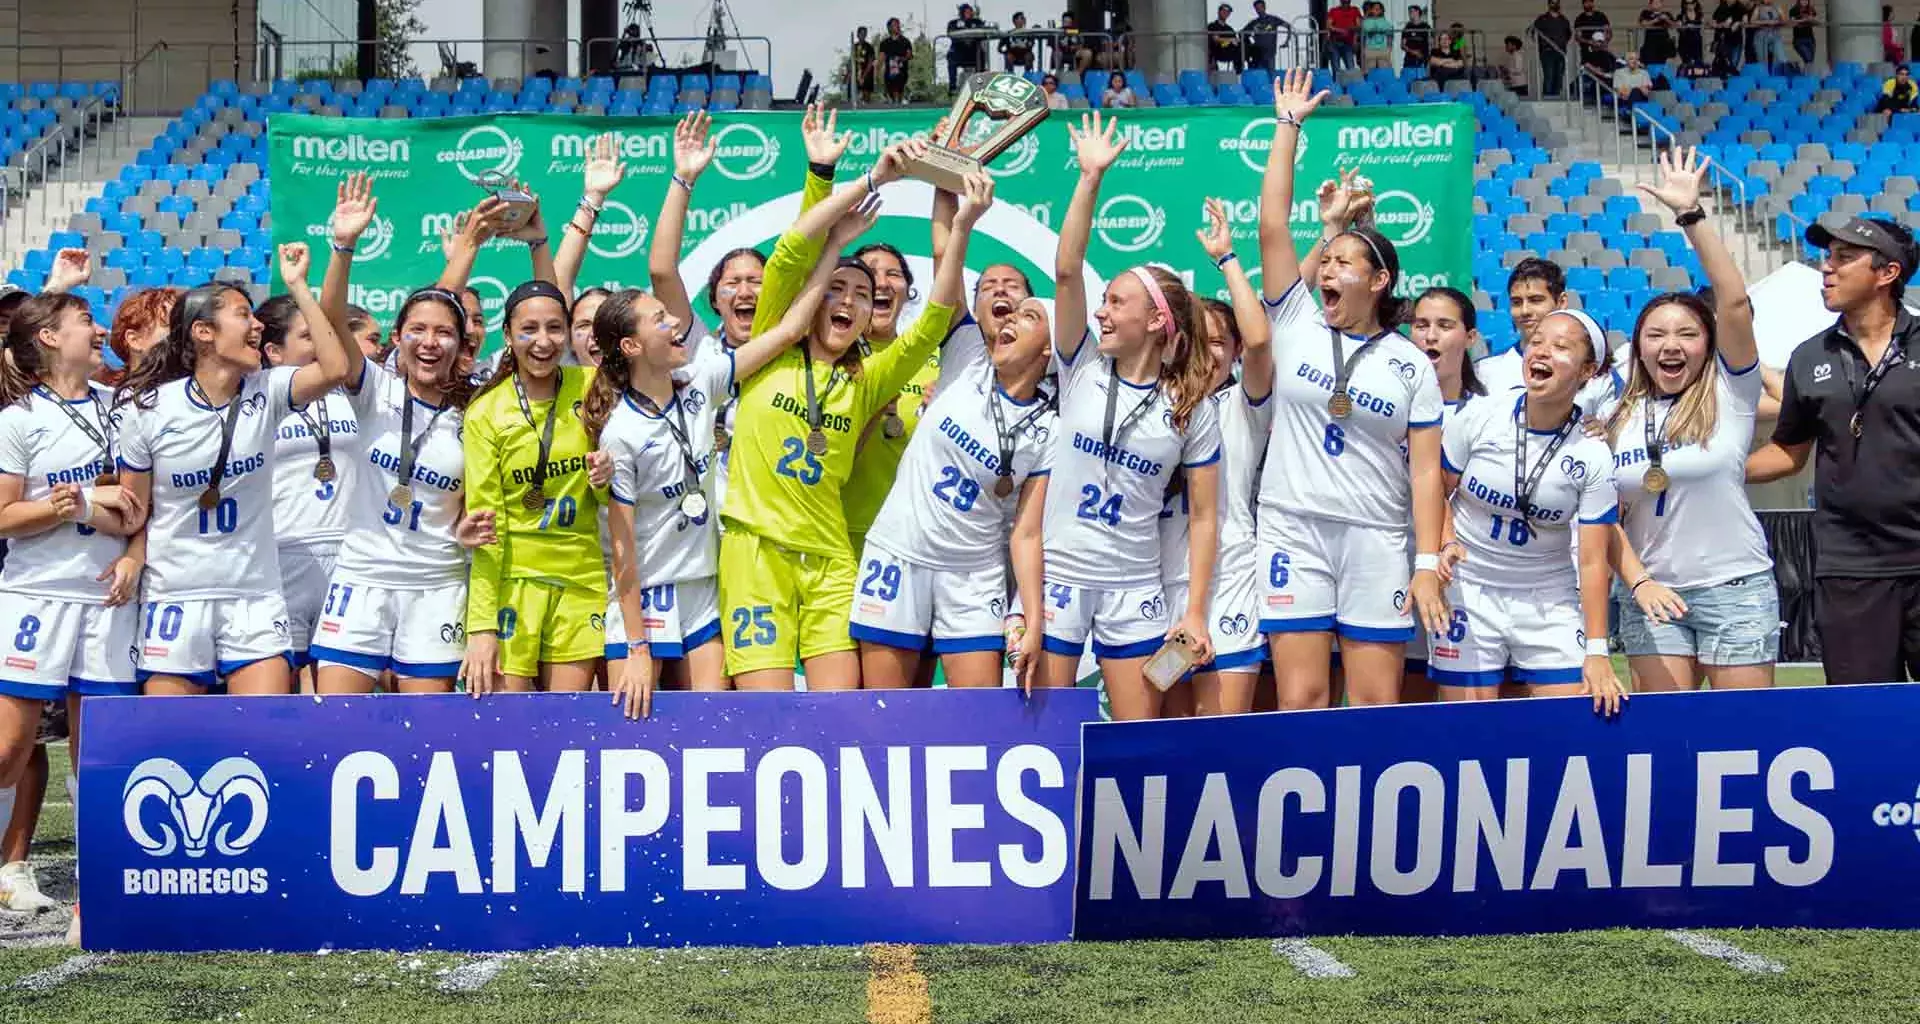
[905,72,1050,192]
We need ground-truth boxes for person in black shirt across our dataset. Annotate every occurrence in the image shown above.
[1574,0,1612,69]
[946,3,987,93]
[1678,0,1706,67]
[1639,0,1677,65]
[1402,5,1432,68]
[1711,0,1748,75]
[1751,217,1920,684]
[879,18,915,104]
[1531,0,1573,97]
[1208,4,1243,71]
[852,27,878,103]
[999,11,1036,73]
[1245,0,1285,70]
[1788,0,1817,66]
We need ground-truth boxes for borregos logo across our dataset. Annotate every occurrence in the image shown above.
[1094,194,1166,253]
[438,124,523,182]
[1336,120,1456,151]
[588,199,648,259]
[710,122,781,181]
[290,133,410,165]
[1372,190,1436,246]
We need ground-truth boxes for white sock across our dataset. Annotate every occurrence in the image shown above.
[65,774,76,808]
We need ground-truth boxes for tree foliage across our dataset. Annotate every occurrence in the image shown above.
[374,0,427,79]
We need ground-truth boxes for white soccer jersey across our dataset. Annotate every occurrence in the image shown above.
[270,396,358,545]
[1043,347,1221,590]
[935,313,989,394]
[1442,393,1619,593]
[1160,382,1272,584]
[604,346,734,586]
[331,362,469,589]
[1474,344,1630,420]
[1259,281,1445,528]
[0,385,123,601]
[116,367,297,601]
[1611,359,1772,590]
[695,329,740,515]
[867,358,1056,572]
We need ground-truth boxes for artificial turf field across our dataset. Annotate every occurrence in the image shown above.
[15,663,1919,1024]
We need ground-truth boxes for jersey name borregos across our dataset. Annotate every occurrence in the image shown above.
[332,363,468,589]
[270,395,359,545]
[0,384,124,600]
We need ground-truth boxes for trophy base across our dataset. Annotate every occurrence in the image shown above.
[903,146,985,193]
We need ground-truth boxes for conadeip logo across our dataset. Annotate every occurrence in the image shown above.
[1371,190,1436,246]
[1220,117,1306,173]
[991,133,1041,177]
[710,122,781,181]
[1335,120,1456,151]
[307,214,393,262]
[120,757,272,895]
[1094,194,1167,253]
[1872,784,1920,844]
[589,199,649,259]
[290,133,411,166]
[438,123,524,182]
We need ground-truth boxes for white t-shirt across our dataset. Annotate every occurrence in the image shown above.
[270,395,358,549]
[1610,359,1772,590]
[117,367,298,601]
[1442,393,1619,593]
[1474,343,1630,421]
[1161,381,1273,584]
[331,362,469,589]
[1258,281,1445,529]
[603,346,735,586]
[0,384,123,601]
[1043,344,1221,589]
[694,329,740,517]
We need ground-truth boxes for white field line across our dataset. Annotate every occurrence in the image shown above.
[14,952,109,989]
[1664,930,1786,974]
[437,955,511,992]
[1271,938,1356,978]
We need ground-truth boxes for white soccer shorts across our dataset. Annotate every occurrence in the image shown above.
[277,542,338,662]
[848,541,1008,654]
[605,576,723,660]
[1426,577,1586,688]
[0,592,137,698]
[309,579,468,679]
[1258,510,1415,642]
[1167,564,1267,675]
[1040,579,1169,660]
[136,594,293,685]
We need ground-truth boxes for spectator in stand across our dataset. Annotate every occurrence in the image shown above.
[1711,0,1749,76]
[1102,70,1136,107]
[1208,4,1244,71]
[1614,51,1654,107]
[879,18,914,104]
[1429,27,1469,83]
[1678,0,1707,68]
[1877,65,1919,112]
[946,3,988,93]
[1245,0,1285,70]
[1504,35,1532,95]
[1888,5,1909,64]
[1326,0,1363,71]
[1575,0,1612,69]
[1747,0,1785,71]
[1361,2,1396,71]
[1403,5,1433,69]
[852,27,878,103]
[1000,12,1036,74]
[1749,216,1920,685]
[1788,0,1817,67]
[1532,0,1573,98]
[1059,12,1095,73]
[1640,0,1677,65]
[1581,31,1623,101]
[1041,72,1069,109]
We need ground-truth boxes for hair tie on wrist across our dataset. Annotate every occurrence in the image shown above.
[671,174,694,192]
[1215,251,1238,269]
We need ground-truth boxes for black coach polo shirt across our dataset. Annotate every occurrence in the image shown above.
[1774,307,1920,578]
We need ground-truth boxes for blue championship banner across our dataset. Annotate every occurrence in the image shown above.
[78,689,1098,951]
[1074,686,1920,939]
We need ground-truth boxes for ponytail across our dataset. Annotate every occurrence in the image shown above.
[1137,266,1216,432]
[117,283,237,410]
[581,288,646,445]
[1,293,91,407]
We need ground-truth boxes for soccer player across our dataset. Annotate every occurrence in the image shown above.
[1479,257,1627,417]
[115,243,356,696]
[842,238,935,557]
[1433,308,1626,715]
[717,142,978,691]
[1044,112,1224,721]
[1606,148,1775,690]
[0,293,144,910]
[1255,68,1448,709]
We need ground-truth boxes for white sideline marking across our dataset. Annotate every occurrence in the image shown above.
[1271,938,1355,978]
[14,953,110,990]
[438,955,510,992]
[1664,930,1786,974]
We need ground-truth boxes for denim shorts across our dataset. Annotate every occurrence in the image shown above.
[1614,572,1781,666]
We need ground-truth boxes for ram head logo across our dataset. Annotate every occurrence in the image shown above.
[122,757,270,859]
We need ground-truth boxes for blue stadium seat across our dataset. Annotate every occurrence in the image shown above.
[47,230,84,250]
[104,249,142,272]
[1608,267,1651,293]
[1566,267,1606,294]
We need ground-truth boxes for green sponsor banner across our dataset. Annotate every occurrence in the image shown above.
[268,105,1472,357]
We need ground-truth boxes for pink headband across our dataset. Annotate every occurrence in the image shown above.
[1127,266,1183,349]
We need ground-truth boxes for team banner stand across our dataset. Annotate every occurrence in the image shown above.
[1075,686,1920,940]
[78,690,1098,952]
[266,105,1474,357]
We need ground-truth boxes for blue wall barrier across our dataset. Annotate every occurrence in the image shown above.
[78,689,1098,952]
[1074,685,1920,940]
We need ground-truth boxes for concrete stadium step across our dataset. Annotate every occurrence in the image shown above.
[2,115,168,270]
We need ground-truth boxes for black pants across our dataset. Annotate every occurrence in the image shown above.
[1539,47,1564,96]
[1815,575,1920,684]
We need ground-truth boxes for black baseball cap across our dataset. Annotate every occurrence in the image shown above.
[1808,216,1918,280]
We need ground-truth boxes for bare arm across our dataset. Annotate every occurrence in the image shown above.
[434,199,505,294]
[650,113,716,333]
[282,244,357,405]
[1640,146,1756,370]
[732,198,883,382]
[1055,112,1128,364]
[1197,196,1274,401]
[319,172,379,369]
[1746,439,1811,482]
[0,474,70,539]
[1259,68,1330,303]
[558,132,627,297]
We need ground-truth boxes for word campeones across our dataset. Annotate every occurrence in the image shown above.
[170,454,267,490]
[509,456,590,486]
[770,392,853,433]
[1071,433,1163,477]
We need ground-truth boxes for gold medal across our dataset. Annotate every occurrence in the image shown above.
[197,487,221,510]
[993,475,1015,499]
[1850,412,1864,438]
[389,485,414,508]
[1643,466,1669,494]
[713,424,732,453]
[522,487,547,511]
[1328,393,1354,418]
[806,428,829,456]
[881,413,905,439]
[314,457,337,483]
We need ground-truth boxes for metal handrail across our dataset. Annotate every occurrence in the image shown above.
[1292,27,1490,75]
[1629,106,1759,279]
[120,40,171,120]
[257,35,776,88]
[930,30,1116,88]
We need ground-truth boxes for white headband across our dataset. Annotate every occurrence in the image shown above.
[1541,308,1608,366]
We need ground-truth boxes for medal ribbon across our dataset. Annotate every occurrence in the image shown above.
[394,390,445,493]
[632,387,705,513]
[1513,397,1577,524]
[294,396,332,472]
[512,372,562,499]
[190,378,246,500]
[34,384,113,470]
[1842,334,1906,438]
[1328,326,1386,413]
[989,384,1053,491]
[800,348,843,438]
[1101,359,1160,469]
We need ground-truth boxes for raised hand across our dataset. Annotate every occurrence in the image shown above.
[673,110,716,180]
[278,242,313,288]
[443,197,508,260]
[584,132,626,202]
[1273,66,1329,124]
[1317,167,1375,231]
[872,138,929,187]
[830,193,885,246]
[802,101,850,165]
[331,171,378,249]
[501,180,549,242]
[1638,145,1709,215]
[46,248,92,293]
[954,172,996,227]
[1069,110,1129,176]
[1196,196,1233,261]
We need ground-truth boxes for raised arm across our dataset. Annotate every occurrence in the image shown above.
[557,133,627,297]
[1638,146,1756,370]
[42,248,91,295]
[281,244,356,405]
[434,198,506,294]
[498,181,558,287]
[321,172,378,370]
[1055,112,1128,364]
[1196,196,1274,400]
[733,195,885,381]
[930,174,992,311]
[747,103,856,338]
[1259,67,1330,303]
[650,112,717,334]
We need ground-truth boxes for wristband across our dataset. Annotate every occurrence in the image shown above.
[73,487,94,523]
[865,169,879,194]
[1585,639,1611,658]
[1215,251,1238,269]
[1630,576,1654,593]
[330,241,356,254]
[1275,112,1301,128]
[1413,552,1440,572]
[671,174,694,193]
[577,196,604,215]
[808,161,837,180]
[1675,205,1707,227]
